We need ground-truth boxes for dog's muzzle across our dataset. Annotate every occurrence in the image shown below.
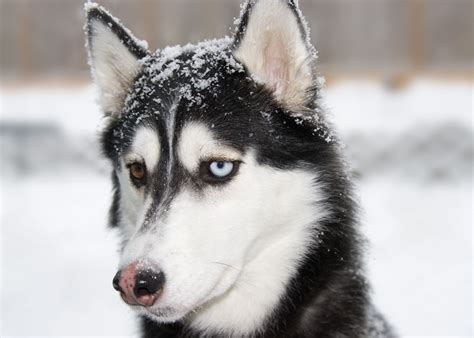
[112,261,165,307]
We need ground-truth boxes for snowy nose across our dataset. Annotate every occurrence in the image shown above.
[113,261,165,307]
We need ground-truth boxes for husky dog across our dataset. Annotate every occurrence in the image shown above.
[85,0,394,337]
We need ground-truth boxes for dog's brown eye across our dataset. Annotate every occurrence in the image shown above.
[129,163,146,181]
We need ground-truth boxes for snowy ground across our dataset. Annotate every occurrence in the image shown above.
[1,80,472,337]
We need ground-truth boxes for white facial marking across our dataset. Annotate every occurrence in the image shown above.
[129,127,161,172]
[233,0,314,110]
[116,166,142,238]
[165,101,178,179]
[117,127,160,237]
[119,146,328,335]
[88,19,142,115]
[184,161,327,335]
[178,122,242,172]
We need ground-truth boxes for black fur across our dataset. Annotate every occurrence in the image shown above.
[86,1,395,337]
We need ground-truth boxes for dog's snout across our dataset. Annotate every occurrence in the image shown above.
[112,270,122,292]
[135,269,165,297]
[113,261,165,307]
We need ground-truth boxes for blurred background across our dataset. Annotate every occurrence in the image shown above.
[0,0,472,336]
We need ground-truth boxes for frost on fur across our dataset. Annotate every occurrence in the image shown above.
[85,3,149,118]
[233,0,317,111]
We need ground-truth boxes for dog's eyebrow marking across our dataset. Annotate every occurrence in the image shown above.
[136,99,180,232]
[166,100,179,179]
[178,122,242,172]
[128,127,160,172]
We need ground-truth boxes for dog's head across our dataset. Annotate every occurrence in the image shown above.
[86,0,339,334]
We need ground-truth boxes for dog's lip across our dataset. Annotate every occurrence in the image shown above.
[120,292,180,317]
[119,288,164,307]
[140,304,188,322]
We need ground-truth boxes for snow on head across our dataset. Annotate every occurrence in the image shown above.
[83,1,99,12]
[99,8,333,157]
[104,37,248,155]
[127,37,244,110]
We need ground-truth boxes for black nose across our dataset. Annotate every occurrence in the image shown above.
[134,269,165,298]
[112,270,122,292]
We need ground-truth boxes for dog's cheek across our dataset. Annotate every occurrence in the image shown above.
[158,188,256,266]
[117,169,145,238]
[144,188,257,306]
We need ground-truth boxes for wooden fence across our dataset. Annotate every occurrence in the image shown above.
[1,0,472,82]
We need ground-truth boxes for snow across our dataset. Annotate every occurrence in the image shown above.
[133,37,243,108]
[83,1,100,12]
[1,174,138,336]
[0,85,101,136]
[324,80,472,135]
[362,179,472,336]
[1,80,472,336]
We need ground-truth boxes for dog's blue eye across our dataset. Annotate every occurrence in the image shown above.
[209,161,234,177]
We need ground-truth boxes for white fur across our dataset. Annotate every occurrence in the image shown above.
[118,123,328,335]
[117,127,160,237]
[130,127,161,173]
[178,123,243,172]
[116,159,143,238]
[165,101,178,180]
[88,20,142,116]
[233,0,314,110]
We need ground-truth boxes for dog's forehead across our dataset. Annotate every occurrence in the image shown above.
[110,38,330,166]
[136,37,244,104]
[110,38,249,156]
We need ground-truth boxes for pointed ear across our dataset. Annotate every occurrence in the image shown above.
[85,3,149,117]
[233,0,317,110]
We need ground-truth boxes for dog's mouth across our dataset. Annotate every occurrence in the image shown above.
[121,295,181,318]
[120,290,192,323]
[129,282,232,324]
[137,305,191,323]
[118,287,164,307]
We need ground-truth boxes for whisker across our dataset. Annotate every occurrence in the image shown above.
[209,261,239,270]
[209,261,264,289]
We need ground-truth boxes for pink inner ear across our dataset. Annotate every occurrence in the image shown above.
[264,40,289,97]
